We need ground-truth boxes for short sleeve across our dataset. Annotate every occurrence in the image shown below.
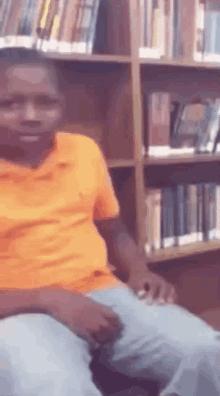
[93,146,120,220]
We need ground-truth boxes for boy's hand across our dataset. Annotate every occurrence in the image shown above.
[39,289,123,346]
[128,271,177,305]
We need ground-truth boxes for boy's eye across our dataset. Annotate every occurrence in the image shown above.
[0,99,23,109]
[35,97,60,107]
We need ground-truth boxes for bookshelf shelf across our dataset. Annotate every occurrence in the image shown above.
[45,53,131,64]
[147,240,220,265]
[144,154,220,167]
[108,159,136,168]
[140,57,220,70]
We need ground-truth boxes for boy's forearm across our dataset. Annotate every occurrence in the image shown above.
[96,218,148,281]
[0,288,51,320]
[0,286,82,320]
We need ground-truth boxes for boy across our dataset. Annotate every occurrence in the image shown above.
[0,47,220,396]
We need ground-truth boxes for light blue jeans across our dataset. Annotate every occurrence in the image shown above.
[1,282,220,396]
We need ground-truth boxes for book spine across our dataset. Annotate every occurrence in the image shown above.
[20,0,40,36]
[208,182,217,240]
[184,184,189,241]
[139,0,145,48]
[85,0,100,54]
[140,0,166,59]
[151,188,162,250]
[144,191,153,254]
[181,0,196,60]
[46,0,59,37]
[162,186,175,248]
[215,13,220,55]
[175,184,185,246]
[197,183,203,241]
[147,0,153,48]
[165,0,174,59]
[58,0,77,50]
[4,0,25,37]
[38,0,60,51]
[147,91,171,156]
[33,0,49,41]
[0,0,13,37]
[172,0,182,59]
[203,183,210,241]
[194,0,205,61]
[204,11,217,56]
[216,184,220,239]
[201,101,220,153]
[189,184,198,242]
[45,0,67,51]
[57,0,69,41]
[0,0,9,36]
[177,184,196,246]
[71,0,99,54]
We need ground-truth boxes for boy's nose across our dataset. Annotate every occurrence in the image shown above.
[21,102,39,121]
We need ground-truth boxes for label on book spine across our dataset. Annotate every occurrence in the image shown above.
[1,35,35,49]
[148,145,170,156]
[139,47,161,59]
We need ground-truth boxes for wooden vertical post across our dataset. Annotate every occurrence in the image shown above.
[129,0,146,252]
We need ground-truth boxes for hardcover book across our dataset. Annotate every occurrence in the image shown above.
[161,186,175,249]
[147,91,171,157]
[139,0,166,59]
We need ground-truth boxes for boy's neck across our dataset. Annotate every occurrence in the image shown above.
[0,135,55,168]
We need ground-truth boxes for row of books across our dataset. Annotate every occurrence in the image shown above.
[0,0,100,54]
[145,91,220,157]
[195,0,220,63]
[139,0,220,64]
[139,0,179,59]
[144,182,220,254]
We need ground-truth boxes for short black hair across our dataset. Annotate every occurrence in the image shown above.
[0,47,62,90]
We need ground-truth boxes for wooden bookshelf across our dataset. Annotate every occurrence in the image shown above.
[44,0,220,270]
[140,57,220,70]
[147,240,220,264]
[45,53,131,64]
[108,159,136,168]
[144,153,220,166]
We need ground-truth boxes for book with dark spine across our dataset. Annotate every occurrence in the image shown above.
[208,182,217,240]
[161,186,175,249]
[197,183,203,241]
[216,184,220,239]
[202,183,210,241]
[172,0,182,59]
[175,184,186,246]
[147,91,171,157]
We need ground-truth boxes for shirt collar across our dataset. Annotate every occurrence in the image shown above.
[0,132,71,177]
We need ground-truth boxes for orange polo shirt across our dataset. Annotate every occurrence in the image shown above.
[0,132,119,293]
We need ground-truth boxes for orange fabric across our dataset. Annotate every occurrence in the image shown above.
[0,133,119,293]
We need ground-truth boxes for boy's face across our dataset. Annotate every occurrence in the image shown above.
[0,63,64,145]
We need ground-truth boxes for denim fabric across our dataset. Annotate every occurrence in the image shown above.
[1,283,220,396]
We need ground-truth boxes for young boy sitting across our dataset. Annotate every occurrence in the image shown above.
[0,47,220,396]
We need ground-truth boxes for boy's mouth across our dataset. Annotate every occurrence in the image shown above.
[19,135,40,142]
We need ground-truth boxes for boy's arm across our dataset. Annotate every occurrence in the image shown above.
[0,286,123,344]
[95,217,177,304]
[95,216,147,282]
[0,287,52,319]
